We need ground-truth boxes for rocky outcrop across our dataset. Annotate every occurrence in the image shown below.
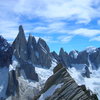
[27,35,37,64]
[82,65,92,78]
[19,59,39,81]
[6,70,19,97]
[0,35,12,67]
[34,64,98,100]
[36,38,51,68]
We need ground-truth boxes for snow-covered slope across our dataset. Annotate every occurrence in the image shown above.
[68,67,100,100]
[36,64,97,100]
[35,59,57,84]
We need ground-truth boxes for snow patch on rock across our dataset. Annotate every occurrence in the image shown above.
[38,83,63,100]
[9,56,19,71]
[34,37,39,43]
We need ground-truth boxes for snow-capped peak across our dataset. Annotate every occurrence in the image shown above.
[85,46,97,53]
[34,36,39,43]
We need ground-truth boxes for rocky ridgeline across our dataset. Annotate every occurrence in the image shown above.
[51,47,100,78]
[52,47,100,69]
[34,64,98,100]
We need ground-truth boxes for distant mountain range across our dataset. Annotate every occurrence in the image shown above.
[0,25,99,100]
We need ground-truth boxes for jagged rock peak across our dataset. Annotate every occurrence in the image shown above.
[19,25,24,33]
[58,48,69,68]
[0,35,12,67]
[0,35,10,51]
[59,48,68,56]
[69,50,79,59]
[38,38,50,52]
[12,25,28,61]
[28,34,36,45]
[18,25,26,40]
[14,25,26,42]
[28,34,33,43]
[59,48,64,54]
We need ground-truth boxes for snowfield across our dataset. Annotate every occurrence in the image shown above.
[35,59,57,84]
[68,67,100,100]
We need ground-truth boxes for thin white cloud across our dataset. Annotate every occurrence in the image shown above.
[57,35,73,43]
[42,36,58,43]
[33,35,73,44]
[1,0,100,22]
[90,36,100,41]
[33,26,100,38]
[70,28,100,37]
[13,0,100,23]
[32,22,67,34]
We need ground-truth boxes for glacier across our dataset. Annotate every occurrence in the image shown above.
[68,67,100,100]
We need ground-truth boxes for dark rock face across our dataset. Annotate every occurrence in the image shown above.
[68,50,89,67]
[12,25,28,61]
[36,38,51,68]
[82,65,91,78]
[51,51,60,62]
[89,48,100,69]
[59,48,69,68]
[6,70,19,97]
[19,59,39,81]
[34,64,98,100]
[0,35,12,67]
[27,35,37,64]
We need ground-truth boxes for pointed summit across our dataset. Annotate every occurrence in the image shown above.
[12,25,28,61]
[59,48,69,67]
[59,48,64,56]
[17,25,26,40]
[19,25,24,33]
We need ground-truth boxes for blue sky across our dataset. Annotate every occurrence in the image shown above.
[0,0,100,53]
